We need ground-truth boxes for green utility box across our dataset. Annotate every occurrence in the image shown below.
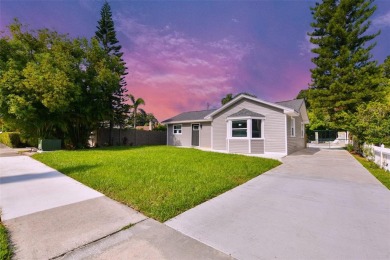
[38,139,61,151]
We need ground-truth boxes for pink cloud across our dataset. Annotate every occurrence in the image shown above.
[116,15,251,121]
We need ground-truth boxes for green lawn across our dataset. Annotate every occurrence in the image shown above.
[0,222,12,260]
[352,153,390,189]
[33,146,280,221]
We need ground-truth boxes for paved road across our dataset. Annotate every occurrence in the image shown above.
[167,149,390,259]
[0,149,230,259]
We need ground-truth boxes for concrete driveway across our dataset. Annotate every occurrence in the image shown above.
[166,149,390,259]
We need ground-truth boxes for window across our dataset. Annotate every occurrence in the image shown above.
[301,122,305,138]
[252,119,262,138]
[291,117,296,137]
[229,119,263,138]
[173,125,182,134]
[232,120,247,137]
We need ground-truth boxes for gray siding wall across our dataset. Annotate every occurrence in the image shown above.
[287,115,306,154]
[229,139,249,154]
[251,139,264,154]
[167,123,191,146]
[200,122,211,148]
[212,99,286,153]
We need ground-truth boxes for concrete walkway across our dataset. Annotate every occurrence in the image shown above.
[0,148,231,259]
[166,149,390,259]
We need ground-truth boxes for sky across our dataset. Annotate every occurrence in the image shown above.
[1,0,389,121]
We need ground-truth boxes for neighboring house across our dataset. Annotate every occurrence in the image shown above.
[135,121,155,131]
[161,94,309,155]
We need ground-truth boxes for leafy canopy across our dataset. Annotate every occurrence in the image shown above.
[308,0,383,131]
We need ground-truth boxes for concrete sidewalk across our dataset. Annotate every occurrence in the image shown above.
[0,152,231,259]
[166,149,390,259]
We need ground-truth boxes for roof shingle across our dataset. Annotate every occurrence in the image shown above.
[275,99,304,112]
[227,109,265,118]
[161,109,216,123]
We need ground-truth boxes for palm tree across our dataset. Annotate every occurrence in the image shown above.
[128,94,145,128]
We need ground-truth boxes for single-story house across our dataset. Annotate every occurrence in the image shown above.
[161,94,309,155]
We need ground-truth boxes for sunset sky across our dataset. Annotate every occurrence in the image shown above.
[1,0,389,121]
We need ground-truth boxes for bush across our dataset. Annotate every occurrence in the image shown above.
[153,124,167,131]
[0,132,21,148]
[346,144,354,152]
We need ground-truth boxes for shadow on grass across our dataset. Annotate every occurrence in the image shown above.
[75,145,162,152]
[57,164,100,175]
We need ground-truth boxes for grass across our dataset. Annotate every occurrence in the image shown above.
[0,221,12,260]
[33,146,280,222]
[352,153,390,189]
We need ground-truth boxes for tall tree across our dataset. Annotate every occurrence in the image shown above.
[308,0,383,131]
[128,94,145,128]
[0,21,81,142]
[382,56,390,105]
[95,1,128,145]
[221,93,233,105]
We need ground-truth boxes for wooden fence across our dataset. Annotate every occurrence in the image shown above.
[90,128,166,147]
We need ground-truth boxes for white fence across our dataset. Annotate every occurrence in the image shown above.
[363,144,390,172]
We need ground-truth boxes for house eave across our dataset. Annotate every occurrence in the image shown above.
[226,116,266,121]
[285,110,299,116]
[162,119,212,125]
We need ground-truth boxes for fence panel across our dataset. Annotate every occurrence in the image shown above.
[91,128,166,147]
[363,144,390,172]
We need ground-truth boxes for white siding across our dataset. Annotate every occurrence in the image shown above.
[229,139,249,153]
[251,139,264,154]
[287,115,306,154]
[167,123,191,146]
[200,122,212,148]
[212,99,285,153]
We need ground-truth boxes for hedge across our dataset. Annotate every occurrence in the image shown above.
[0,132,21,148]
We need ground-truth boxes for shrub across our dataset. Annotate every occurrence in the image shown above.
[346,144,354,152]
[153,124,167,131]
[0,132,21,148]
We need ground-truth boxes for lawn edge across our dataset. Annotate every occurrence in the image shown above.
[350,152,390,190]
[0,221,13,260]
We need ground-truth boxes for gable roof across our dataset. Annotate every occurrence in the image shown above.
[162,94,307,124]
[227,108,265,118]
[161,109,215,124]
[275,99,304,113]
[205,94,297,119]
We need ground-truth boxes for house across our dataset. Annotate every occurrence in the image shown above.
[161,94,309,155]
[135,121,155,131]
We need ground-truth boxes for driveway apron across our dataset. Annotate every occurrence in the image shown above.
[166,149,390,259]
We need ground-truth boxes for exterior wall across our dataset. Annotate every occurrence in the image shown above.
[167,123,191,146]
[251,139,264,154]
[199,122,212,148]
[212,99,286,153]
[287,115,306,154]
[229,139,249,153]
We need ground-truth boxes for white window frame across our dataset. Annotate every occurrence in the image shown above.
[231,119,248,138]
[251,119,263,139]
[227,117,264,139]
[301,122,305,138]
[173,124,182,135]
[291,117,296,137]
